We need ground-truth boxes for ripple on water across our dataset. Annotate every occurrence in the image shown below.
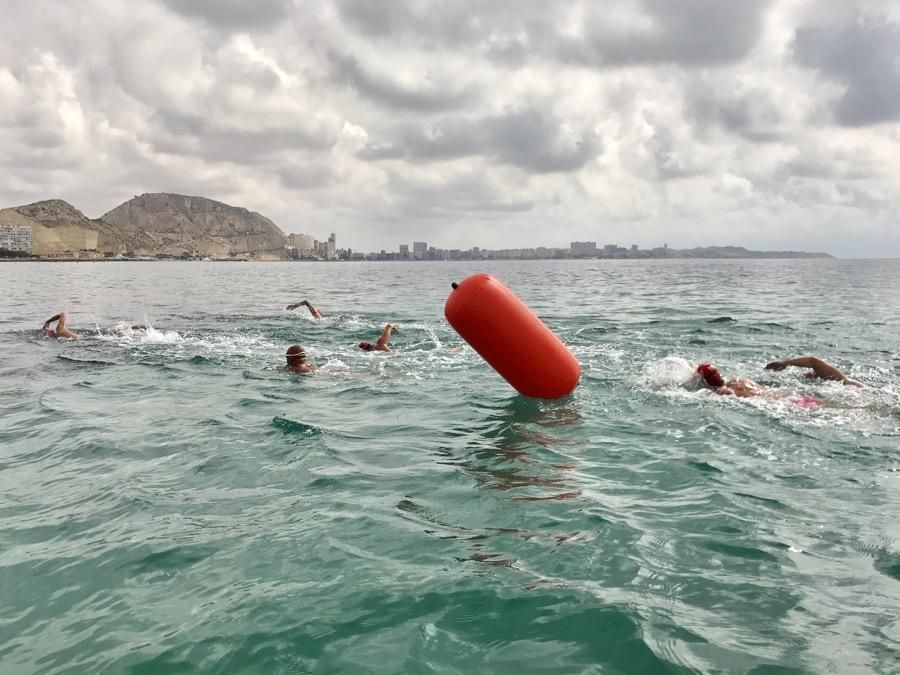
[2,260,900,672]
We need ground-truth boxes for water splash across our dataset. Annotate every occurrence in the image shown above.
[643,356,697,389]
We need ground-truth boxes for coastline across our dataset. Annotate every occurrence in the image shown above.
[0,254,837,263]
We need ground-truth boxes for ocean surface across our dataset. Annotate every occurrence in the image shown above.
[1,259,899,674]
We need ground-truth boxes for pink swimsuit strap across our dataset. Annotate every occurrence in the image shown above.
[792,395,821,409]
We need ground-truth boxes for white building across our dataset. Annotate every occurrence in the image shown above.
[0,225,32,252]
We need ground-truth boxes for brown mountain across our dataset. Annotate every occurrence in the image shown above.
[0,199,149,256]
[100,193,287,258]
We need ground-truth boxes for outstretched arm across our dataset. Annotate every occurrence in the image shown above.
[286,300,322,319]
[375,323,397,350]
[766,356,863,387]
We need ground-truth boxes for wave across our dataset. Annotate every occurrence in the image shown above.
[56,354,117,366]
[271,416,323,436]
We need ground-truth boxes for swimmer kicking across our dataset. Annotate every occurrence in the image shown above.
[358,323,399,352]
[694,356,863,400]
[285,344,316,374]
[42,312,79,339]
[286,299,322,319]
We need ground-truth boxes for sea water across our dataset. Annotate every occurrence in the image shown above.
[1,259,898,673]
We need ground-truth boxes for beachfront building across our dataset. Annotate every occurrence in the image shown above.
[413,241,427,260]
[0,225,33,253]
[399,244,409,259]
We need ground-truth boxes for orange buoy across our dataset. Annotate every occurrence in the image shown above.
[445,273,580,399]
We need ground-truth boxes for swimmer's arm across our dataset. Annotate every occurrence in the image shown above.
[43,314,61,328]
[375,323,396,349]
[286,300,322,318]
[766,356,862,387]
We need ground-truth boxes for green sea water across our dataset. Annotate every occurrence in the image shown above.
[1,259,899,674]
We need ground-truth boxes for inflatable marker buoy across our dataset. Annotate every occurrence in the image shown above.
[445,273,580,399]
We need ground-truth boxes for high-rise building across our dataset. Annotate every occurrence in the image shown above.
[287,233,315,251]
[413,241,427,260]
[326,233,336,260]
[0,225,32,252]
[570,241,597,257]
[399,244,409,259]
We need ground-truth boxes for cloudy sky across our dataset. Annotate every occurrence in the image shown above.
[1,0,899,256]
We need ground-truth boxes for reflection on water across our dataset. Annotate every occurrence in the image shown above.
[421,395,586,566]
[459,395,585,499]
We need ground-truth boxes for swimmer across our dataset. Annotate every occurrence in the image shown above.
[285,344,316,374]
[765,356,863,387]
[358,323,398,352]
[694,363,768,398]
[286,299,322,319]
[42,312,79,339]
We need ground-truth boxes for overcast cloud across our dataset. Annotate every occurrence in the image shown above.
[1,0,899,256]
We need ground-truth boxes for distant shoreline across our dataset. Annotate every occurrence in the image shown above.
[0,255,839,263]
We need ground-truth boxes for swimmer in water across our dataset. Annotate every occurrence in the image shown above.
[286,299,322,319]
[765,356,864,387]
[694,363,768,398]
[358,323,398,352]
[694,356,862,407]
[42,312,79,339]
[285,344,316,374]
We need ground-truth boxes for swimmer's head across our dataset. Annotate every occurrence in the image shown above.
[358,341,375,352]
[286,344,306,364]
[695,362,725,388]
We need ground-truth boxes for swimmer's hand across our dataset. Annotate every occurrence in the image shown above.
[765,360,786,371]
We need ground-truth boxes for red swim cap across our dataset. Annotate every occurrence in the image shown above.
[696,363,725,388]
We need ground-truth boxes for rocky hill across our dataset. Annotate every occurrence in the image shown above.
[100,193,286,258]
[0,199,151,256]
[1,193,289,258]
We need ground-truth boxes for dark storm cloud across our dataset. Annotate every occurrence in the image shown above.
[157,0,292,30]
[361,109,600,173]
[327,51,478,112]
[335,0,770,68]
[793,16,900,126]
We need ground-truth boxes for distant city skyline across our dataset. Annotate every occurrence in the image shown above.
[2,2,899,257]
[284,229,828,261]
